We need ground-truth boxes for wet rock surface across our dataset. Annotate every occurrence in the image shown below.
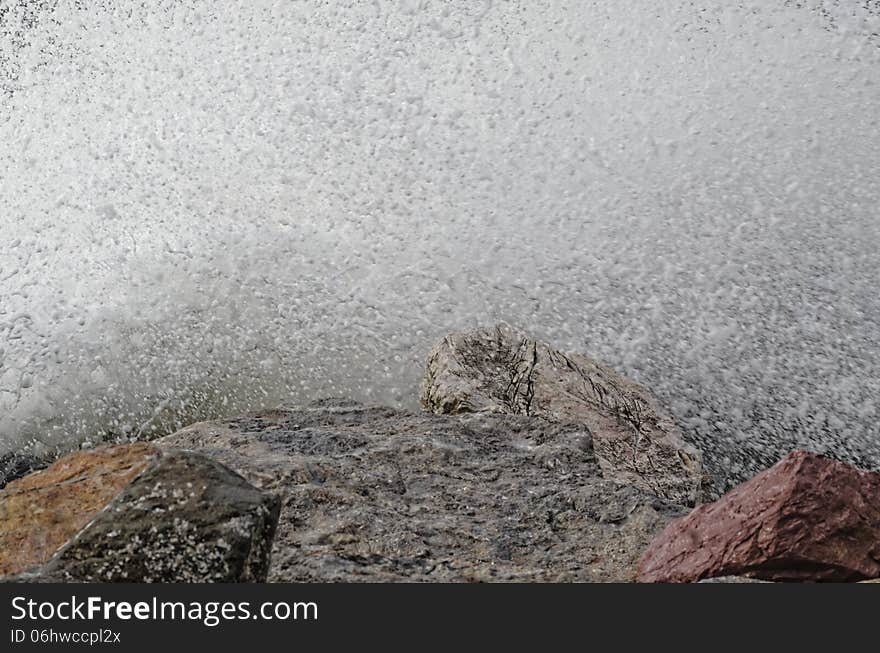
[637,450,880,583]
[0,444,280,582]
[420,325,704,505]
[0,443,157,577]
[160,401,684,582]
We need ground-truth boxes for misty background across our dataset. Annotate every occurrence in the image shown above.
[1,1,879,491]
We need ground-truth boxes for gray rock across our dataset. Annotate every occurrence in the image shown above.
[23,449,280,583]
[420,325,704,505]
[160,401,684,582]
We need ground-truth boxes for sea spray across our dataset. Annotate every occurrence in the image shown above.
[1,1,879,490]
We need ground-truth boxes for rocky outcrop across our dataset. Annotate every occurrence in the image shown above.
[159,400,684,582]
[420,325,704,505]
[637,450,880,583]
[0,443,280,582]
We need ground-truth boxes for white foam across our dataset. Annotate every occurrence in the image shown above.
[1,2,879,485]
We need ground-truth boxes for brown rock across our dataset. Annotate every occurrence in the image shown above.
[420,325,704,504]
[42,449,280,582]
[0,443,281,582]
[0,443,157,576]
[637,450,880,582]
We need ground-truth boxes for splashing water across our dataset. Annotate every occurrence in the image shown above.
[1,1,879,491]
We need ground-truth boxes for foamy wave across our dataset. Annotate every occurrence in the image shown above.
[2,2,880,488]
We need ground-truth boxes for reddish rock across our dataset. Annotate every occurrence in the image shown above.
[637,450,880,582]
